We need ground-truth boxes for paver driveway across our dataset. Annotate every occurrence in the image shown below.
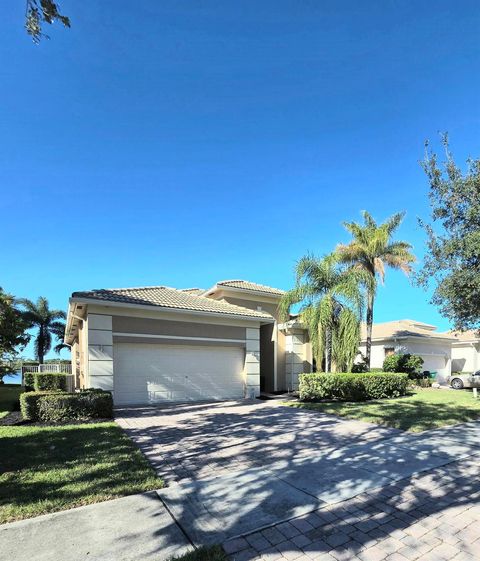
[115,399,400,485]
[116,399,480,557]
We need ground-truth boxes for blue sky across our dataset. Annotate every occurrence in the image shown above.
[1,1,480,360]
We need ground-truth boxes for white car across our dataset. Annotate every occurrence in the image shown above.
[449,371,480,389]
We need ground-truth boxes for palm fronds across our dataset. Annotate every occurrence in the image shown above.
[281,253,363,372]
[18,297,67,363]
[337,211,415,367]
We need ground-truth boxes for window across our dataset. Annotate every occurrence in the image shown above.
[384,347,395,357]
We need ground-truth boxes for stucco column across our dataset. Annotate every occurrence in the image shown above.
[87,314,114,391]
[245,327,260,398]
[285,330,306,391]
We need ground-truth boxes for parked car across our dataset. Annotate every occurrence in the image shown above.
[449,371,480,389]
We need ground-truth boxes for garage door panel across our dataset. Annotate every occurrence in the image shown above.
[113,343,245,404]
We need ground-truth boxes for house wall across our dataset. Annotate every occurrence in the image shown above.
[214,292,285,391]
[285,329,309,391]
[112,315,246,342]
[452,343,480,373]
[71,316,88,389]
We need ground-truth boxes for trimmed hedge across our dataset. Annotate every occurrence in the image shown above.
[20,391,54,420]
[34,373,68,392]
[299,372,409,402]
[24,372,35,391]
[20,390,113,422]
[24,372,69,392]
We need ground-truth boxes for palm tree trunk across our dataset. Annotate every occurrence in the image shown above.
[365,290,375,370]
[325,329,331,373]
[38,327,45,365]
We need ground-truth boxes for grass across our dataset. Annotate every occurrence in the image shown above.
[172,546,228,561]
[0,421,163,524]
[287,388,480,432]
[0,384,22,418]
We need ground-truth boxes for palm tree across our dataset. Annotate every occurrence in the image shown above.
[336,211,416,369]
[280,254,365,372]
[18,297,67,364]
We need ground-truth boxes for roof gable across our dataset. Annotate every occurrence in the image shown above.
[215,280,285,296]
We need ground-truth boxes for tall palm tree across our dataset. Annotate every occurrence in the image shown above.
[336,211,416,369]
[18,297,67,364]
[280,254,365,372]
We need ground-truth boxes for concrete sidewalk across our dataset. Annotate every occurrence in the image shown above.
[0,492,192,561]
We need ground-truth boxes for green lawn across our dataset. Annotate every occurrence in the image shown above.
[0,384,22,418]
[172,546,228,561]
[0,422,163,524]
[287,388,480,432]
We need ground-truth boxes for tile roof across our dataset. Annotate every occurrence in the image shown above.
[71,286,273,319]
[448,330,480,342]
[216,280,285,295]
[179,288,205,296]
[361,319,455,341]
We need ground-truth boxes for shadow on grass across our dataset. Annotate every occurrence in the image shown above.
[289,392,480,431]
[0,422,162,523]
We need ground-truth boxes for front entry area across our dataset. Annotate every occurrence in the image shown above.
[113,342,245,404]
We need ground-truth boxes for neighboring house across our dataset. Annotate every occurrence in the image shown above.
[358,319,480,385]
[450,330,480,374]
[65,280,312,405]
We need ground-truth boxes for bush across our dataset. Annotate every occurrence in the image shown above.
[411,378,432,388]
[24,372,35,391]
[20,390,113,422]
[383,353,424,374]
[37,392,113,422]
[34,373,68,392]
[299,372,409,402]
[351,362,369,373]
[20,391,53,420]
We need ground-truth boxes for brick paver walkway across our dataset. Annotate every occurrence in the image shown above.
[224,456,480,561]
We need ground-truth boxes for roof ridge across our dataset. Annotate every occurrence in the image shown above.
[103,285,168,291]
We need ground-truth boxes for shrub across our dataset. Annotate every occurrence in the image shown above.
[299,372,409,402]
[20,390,113,422]
[351,362,369,373]
[34,372,68,392]
[37,391,113,422]
[383,353,424,374]
[411,378,432,388]
[20,391,53,420]
[24,372,35,391]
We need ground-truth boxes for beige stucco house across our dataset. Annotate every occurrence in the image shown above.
[359,319,480,385]
[66,280,480,403]
[65,280,312,405]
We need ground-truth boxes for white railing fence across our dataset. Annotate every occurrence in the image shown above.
[21,364,74,392]
[22,364,72,374]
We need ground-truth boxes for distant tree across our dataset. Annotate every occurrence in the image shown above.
[336,211,416,369]
[280,254,364,373]
[25,0,70,43]
[418,136,480,333]
[18,297,66,364]
[0,289,30,382]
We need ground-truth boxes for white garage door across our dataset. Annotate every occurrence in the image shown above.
[113,343,245,405]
